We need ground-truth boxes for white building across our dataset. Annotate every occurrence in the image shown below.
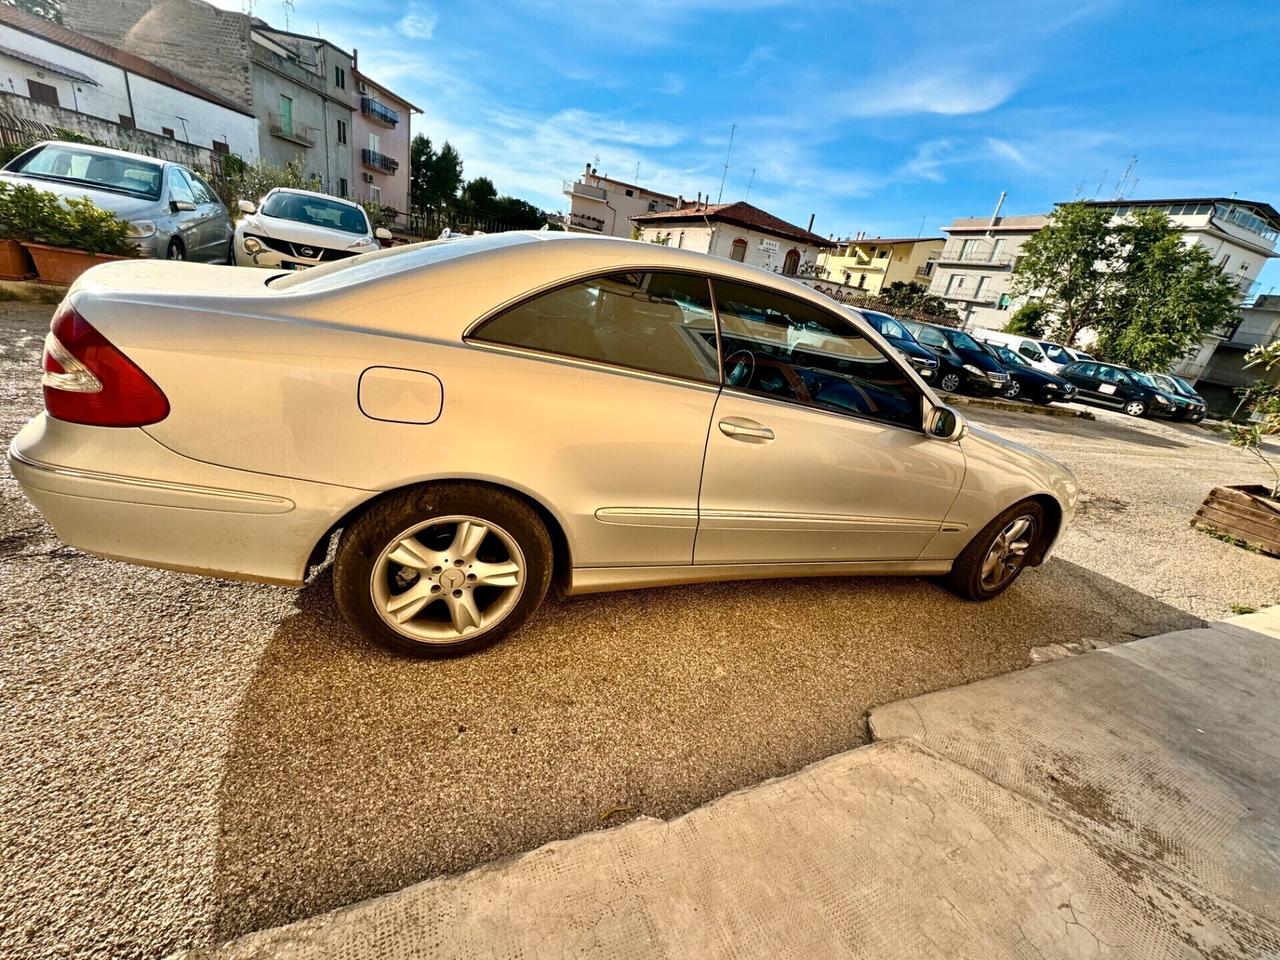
[930,196,1280,331]
[0,4,258,160]
[563,162,677,237]
[631,200,835,276]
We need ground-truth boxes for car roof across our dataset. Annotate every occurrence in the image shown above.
[17,139,168,168]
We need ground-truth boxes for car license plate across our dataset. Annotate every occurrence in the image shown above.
[281,261,312,271]
[1099,384,1116,394]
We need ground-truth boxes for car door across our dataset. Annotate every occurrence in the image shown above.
[467,270,721,566]
[1093,365,1129,405]
[695,279,965,564]
[165,167,205,258]
[1061,362,1098,398]
[186,170,229,261]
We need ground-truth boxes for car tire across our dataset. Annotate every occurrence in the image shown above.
[939,371,961,392]
[224,238,235,265]
[334,483,553,657]
[1003,380,1021,400]
[1123,399,1147,417]
[166,239,186,261]
[945,499,1045,601]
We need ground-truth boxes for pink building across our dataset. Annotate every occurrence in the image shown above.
[350,60,420,219]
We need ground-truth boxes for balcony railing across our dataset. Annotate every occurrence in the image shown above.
[941,289,998,305]
[569,212,606,233]
[937,246,1013,266]
[915,262,936,278]
[361,148,399,174]
[268,112,317,147]
[563,179,607,201]
[361,96,400,126]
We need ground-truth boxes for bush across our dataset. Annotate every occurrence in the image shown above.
[0,181,136,256]
[202,157,320,215]
[1005,301,1047,336]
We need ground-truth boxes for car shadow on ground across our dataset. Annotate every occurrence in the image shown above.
[209,558,1203,943]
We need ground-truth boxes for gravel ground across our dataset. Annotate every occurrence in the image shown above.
[0,298,1275,959]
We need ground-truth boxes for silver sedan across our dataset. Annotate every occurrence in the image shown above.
[10,233,1077,656]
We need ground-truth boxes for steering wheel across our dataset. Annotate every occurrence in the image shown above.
[724,349,756,387]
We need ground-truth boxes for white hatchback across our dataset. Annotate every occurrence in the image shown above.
[234,187,391,271]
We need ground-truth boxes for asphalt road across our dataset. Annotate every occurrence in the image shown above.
[1,299,1275,959]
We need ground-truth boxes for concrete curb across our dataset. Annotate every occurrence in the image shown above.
[0,278,68,303]
[947,393,1096,419]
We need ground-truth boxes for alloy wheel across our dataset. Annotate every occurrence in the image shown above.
[1005,380,1021,399]
[370,515,525,644]
[980,514,1037,590]
[940,372,961,392]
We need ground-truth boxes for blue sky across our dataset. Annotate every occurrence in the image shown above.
[212,0,1280,292]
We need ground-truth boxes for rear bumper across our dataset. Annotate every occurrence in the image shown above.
[9,415,371,585]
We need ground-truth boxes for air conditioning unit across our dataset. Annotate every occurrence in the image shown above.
[357,81,368,95]
[361,172,375,183]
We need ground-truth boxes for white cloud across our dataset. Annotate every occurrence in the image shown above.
[839,69,1018,118]
[984,137,1031,168]
[397,4,438,39]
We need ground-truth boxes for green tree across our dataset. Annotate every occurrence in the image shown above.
[409,135,463,211]
[409,134,435,212]
[3,0,62,22]
[1094,210,1239,371]
[1010,201,1116,345]
[489,195,547,230]
[458,176,497,220]
[432,142,464,208]
[1004,301,1047,336]
[1230,341,1280,496]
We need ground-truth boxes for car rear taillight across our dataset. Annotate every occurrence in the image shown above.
[42,303,169,427]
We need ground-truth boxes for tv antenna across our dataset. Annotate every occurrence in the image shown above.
[1112,155,1138,199]
[282,0,294,29]
[743,167,756,201]
[1092,169,1108,199]
[716,123,735,204]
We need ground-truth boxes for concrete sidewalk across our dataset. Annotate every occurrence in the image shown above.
[181,609,1280,960]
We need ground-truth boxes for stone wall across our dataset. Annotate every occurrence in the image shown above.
[0,92,222,172]
[61,0,253,109]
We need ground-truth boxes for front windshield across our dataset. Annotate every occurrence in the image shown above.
[994,345,1029,367]
[1132,371,1160,389]
[945,329,981,351]
[9,144,163,200]
[862,311,910,340]
[1151,373,1176,393]
[261,191,370,235]
[1041,342,1072,363]
[1172,375,1196,395]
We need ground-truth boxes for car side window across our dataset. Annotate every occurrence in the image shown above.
[187,172,216,205]
[471,272,720,384]
[1096,366,1125,384]
[918,327,949,351]
[168,168,196,205]
[712,279,922,430]
[1071,363,1096,377]
[1018,341,1045,361]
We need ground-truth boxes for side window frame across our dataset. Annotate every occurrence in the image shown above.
[167,166,196,205]
[466,269,723,388]
[709,277,925,433]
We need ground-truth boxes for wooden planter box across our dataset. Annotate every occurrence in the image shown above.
[1191,484,1280,557]
[0,238,34,280]
[21,242,128,285]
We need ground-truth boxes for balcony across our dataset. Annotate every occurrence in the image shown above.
[915,262,936,279]
[941,289,998,305]
[361,148,399,174]
[361,96,400,126]
[937,246,1013,267]
[268,112,317,147]
[568,212,606,233]
[563,179,607,201]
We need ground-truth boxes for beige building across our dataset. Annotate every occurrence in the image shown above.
[818,235,944,294]
[631,200,835,275]
[562,163,677,237]
[350,65,420,216]
[931,196,1280,331]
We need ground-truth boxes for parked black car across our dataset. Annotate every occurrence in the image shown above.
[980,342,1079,405]
[901,320,1010,395]
[1059,361,1180,417]
[857,309,940,383]
[1148,372,1207,422]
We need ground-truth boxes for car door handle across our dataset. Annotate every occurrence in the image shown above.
[719,418,774,442]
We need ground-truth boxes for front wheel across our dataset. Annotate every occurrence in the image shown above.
[1123,399,1147,417]
[1003,380,1022,400]
[945,500,1044,600]
[166,239,185,261]
[334,483,553,657]
[939,371,962,393]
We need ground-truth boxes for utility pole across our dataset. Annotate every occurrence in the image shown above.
[716,123,735,204]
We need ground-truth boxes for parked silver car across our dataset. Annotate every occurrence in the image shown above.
[0,140,232,262]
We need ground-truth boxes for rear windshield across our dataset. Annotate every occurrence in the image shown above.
[9,143,163,200]
[1040,342,1072,363]
[262,191,369,235]
[268,231,533,291]
[861,310,910,340]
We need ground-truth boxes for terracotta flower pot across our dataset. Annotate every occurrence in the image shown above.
[21,242,128,286]
[0,238,34,280]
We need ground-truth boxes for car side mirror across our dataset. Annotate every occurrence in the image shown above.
[926,404,966,442]
[375,227,392,241]
[237,199,256,214]
[171,200,197,212]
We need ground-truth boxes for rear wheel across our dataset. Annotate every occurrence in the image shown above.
[945,500,1044,601]
[939,371,961,393]
[334,483,553,657]
[1123,399,1147,417]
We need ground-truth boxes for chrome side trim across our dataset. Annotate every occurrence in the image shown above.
[566,558,953,596]
[8,444,296,515]
[697,509,941,533]
[594,507,699,529]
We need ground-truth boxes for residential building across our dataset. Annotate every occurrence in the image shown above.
[817,234,944,294]
[631,200,835,275]
[931,195,1280,331]
[1181,294,1280,417]
[563,163,677,237]
[0,4,257,160]
[351,64,420,215]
